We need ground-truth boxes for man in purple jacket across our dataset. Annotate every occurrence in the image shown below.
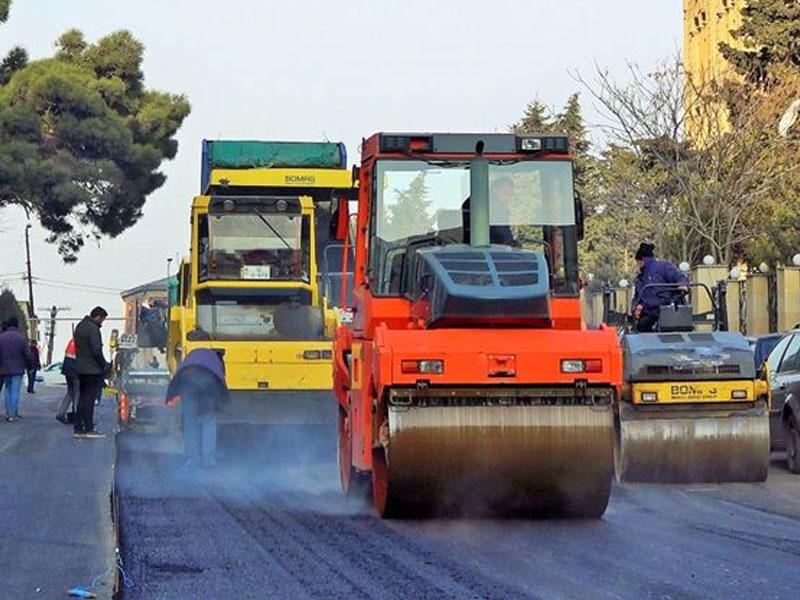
[632,242,689,333]
[166,348,229,468]
[0,317,34,422]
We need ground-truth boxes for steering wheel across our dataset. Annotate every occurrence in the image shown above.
[654,287,689,304]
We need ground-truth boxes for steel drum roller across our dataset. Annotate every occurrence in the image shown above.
[615,402,770,483]
[383,403,614,517]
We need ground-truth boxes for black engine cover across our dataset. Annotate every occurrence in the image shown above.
[407,245,551,328]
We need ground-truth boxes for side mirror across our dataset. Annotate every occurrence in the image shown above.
[331,197,350,242]
[575,193,585,241]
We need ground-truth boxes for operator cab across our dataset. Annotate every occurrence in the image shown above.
[363,133,583,302]
[604,282,728,334]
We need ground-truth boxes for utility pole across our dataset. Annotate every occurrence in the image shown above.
[24,224,36,320]
[166,257,173,317]
[40,305,70,365]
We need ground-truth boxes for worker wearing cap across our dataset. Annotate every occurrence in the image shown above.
[631,242,688,333]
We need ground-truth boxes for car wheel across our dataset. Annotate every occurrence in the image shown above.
[785,414,800,474]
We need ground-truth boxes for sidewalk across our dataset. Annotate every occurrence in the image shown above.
[0,384,118,599]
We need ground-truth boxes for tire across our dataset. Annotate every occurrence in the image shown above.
[338,407,369,497]
[371,447,396,517]
[785,413,800,474]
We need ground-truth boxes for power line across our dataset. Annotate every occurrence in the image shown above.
[31,277,122,294]
[32,281,121,296]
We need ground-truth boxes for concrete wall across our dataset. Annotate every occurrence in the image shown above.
[745,273,770,336]
[691,265,726,330]
[777,266,800,332]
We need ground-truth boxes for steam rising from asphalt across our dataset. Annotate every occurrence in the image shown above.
[116,402,369,516]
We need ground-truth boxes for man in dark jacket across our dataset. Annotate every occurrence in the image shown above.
[462,177,517,246]
[26,339,41,393]
[73,306,109,437]
[631,242,689,333]
[0,317,33,422]
[166,348,228,468]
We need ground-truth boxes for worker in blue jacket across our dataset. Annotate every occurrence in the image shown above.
[166,348,228,468]
[632,242,689,333]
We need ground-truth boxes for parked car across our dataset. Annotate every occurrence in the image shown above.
[38,362,65,386]
[764,332,800,473]
[748,333,784,376]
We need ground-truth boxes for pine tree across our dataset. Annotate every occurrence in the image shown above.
[554,93,590,158]
[512,99,554,134]
[0,0,10,24]
[0,289,28,335]
[0,28,190,261]
[386,173,433,240]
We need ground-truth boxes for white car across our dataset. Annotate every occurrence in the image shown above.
[38,362,66,386]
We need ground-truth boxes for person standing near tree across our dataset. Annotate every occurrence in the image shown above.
[26,339,41,394]
[0,317,33,422]
[73,307,109,438]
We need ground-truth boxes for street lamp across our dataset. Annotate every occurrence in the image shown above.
[679,261,691,273]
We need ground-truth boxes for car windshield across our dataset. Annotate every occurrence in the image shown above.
[198,212,310,282]
[369,159,577,296]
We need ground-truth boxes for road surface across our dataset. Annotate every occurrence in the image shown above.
[116,421,800,600]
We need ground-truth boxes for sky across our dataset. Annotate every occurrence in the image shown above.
[0,0,682,359]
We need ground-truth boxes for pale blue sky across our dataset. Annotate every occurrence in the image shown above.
[0,0,681,353]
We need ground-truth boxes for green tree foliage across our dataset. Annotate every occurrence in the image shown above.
[0,1,26,87]
[0,288,28,335]
[0,46,26,85]
[386,173,432,240]
[717,2,800,265]
[511,94,614,279]
[575,54,800,279]
[720,0,800,86]
[512,99,552,135]
[0,29,190,261]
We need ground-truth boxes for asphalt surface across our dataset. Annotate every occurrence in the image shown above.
[115,415,800,600]
[0,384,117,599]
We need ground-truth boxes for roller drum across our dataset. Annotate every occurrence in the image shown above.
[383,403,614,518]
[615,402,770,483]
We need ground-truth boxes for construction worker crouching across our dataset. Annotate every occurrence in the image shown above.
[166,347,229,469]
[631,242,689,333]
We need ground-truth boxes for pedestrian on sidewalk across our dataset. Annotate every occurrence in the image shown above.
[55,337,78,425]
[0,317,34,422]
[26,339,41,394]
[0,320,6,399]
[73,307,110,438]
[166,347,228,468]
